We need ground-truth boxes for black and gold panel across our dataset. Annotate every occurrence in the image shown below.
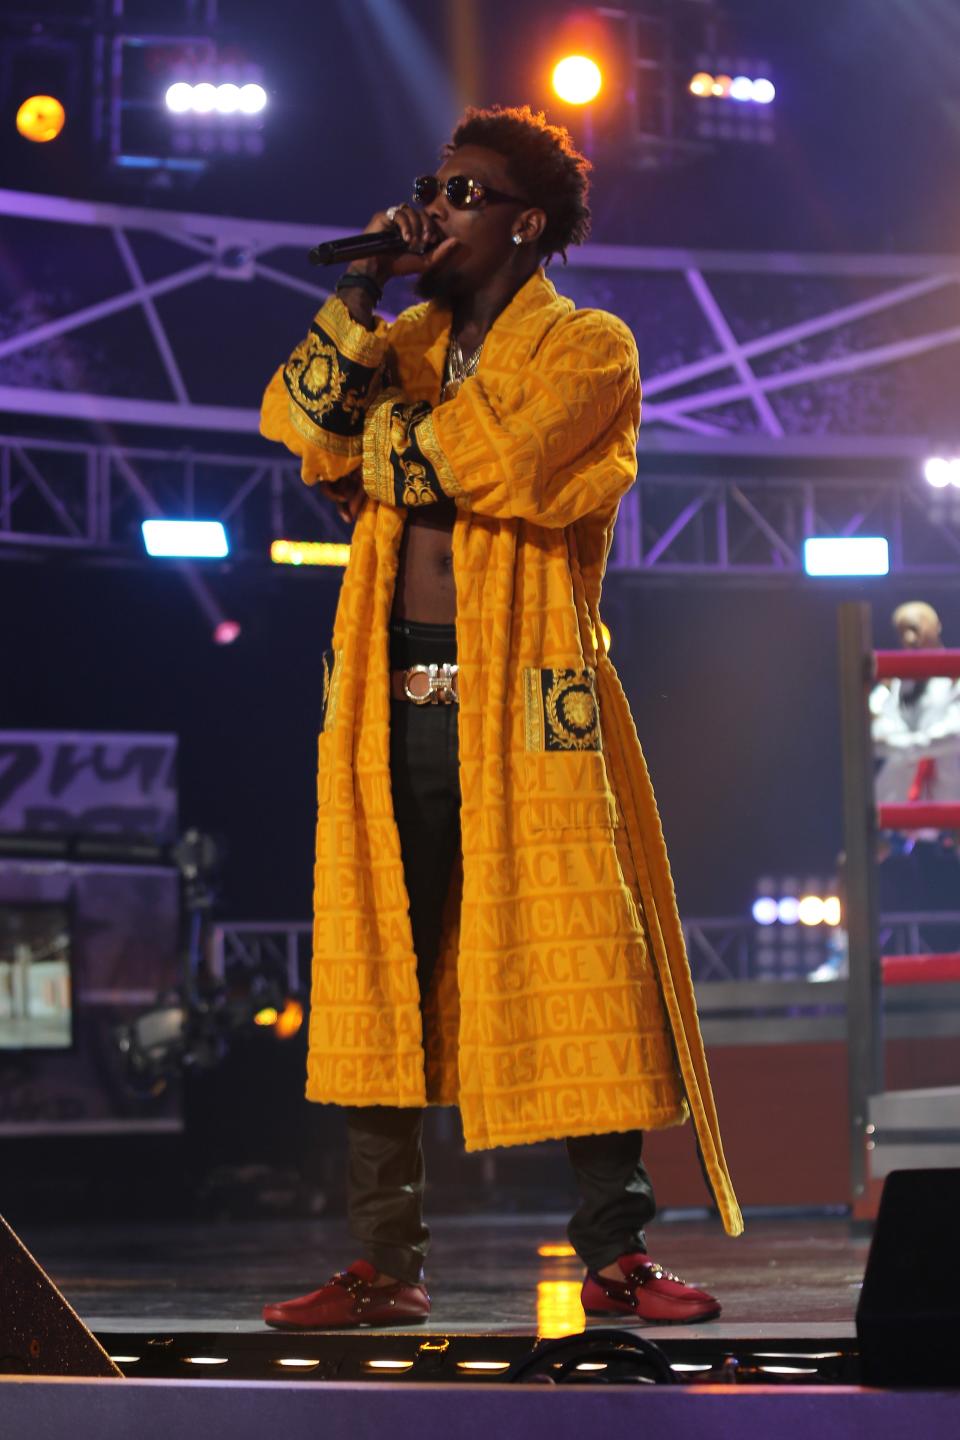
[523,666,602,752]
[284,309,383,449]
[363,395,450,509]
[320,648,344,732]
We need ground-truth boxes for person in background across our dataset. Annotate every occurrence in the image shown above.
[811,601,960,981]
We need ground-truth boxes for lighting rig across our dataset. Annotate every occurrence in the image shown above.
[547,0,776,169]
[2,1,269,183]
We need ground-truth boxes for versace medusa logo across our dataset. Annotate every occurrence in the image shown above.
[287,336,344,421]
[523,667,602,752]
[544,670,601,751]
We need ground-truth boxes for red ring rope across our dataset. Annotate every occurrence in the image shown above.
[877,803,960,830]
[882,953,960,985]
[874,648,960,680]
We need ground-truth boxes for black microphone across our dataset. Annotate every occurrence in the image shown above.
[308,228,407,267]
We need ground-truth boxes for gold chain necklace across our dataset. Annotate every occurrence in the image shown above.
[442,334,483,402]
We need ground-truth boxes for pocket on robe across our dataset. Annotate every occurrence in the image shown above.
[521,665,621,833]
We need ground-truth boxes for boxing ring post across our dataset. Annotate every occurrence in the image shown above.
[838,602,960,1215]
[837,602,884,1208]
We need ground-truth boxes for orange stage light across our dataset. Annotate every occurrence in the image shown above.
[274,998,304,1039]
[16,95,66,143]
[552,54,603,105]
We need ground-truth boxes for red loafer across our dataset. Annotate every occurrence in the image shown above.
[581,1251,721,1324]
[262,1259,431,1330]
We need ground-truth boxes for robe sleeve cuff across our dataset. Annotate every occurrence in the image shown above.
[281,295,389,454]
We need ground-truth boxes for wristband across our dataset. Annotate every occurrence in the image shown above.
[335,272,383,306]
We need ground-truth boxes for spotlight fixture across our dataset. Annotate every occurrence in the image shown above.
[15,95,66,143]
[688,72,775,104]
[923,456,960,489]
[164,81,267,115]
[270,539,351,568]
[803,537,890,578]
[551,55,603,105]
[141,519,229,558]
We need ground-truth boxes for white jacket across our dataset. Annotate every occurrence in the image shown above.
[870,677,960,826]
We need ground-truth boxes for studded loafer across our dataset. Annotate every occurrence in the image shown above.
[262,1259,431,1330]
[581,1251,721,1324]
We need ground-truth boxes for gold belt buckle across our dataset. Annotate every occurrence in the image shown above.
[403,662,459,705]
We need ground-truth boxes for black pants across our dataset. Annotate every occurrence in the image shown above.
[344,622,656,1284]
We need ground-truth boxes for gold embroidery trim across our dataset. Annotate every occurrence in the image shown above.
[325,648,344,732]
[362,389,403,505]
[522,668,545,752]
[318,296,389,368]
[415,410,470,505]
[287,398,364,456]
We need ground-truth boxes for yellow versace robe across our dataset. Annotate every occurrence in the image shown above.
[261,268,742,1237]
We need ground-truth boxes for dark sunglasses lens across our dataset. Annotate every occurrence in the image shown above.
[413,175,438,204]
[445,176,472,208]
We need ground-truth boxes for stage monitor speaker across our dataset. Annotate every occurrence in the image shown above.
[0,1214,121,1376]
[856,1168,960,1387]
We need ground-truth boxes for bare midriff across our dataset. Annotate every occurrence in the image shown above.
[390,505,457,624]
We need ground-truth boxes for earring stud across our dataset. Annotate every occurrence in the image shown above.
[512,234,523,246]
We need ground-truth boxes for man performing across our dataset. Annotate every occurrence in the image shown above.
[260,105,742,1331]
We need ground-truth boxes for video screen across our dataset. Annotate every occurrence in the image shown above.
[0,903,73,1050]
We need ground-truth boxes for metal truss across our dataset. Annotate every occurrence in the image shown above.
[4,431,960,578]
[1,186,958,457]
[0,433,344,557]
[608,470,960,576]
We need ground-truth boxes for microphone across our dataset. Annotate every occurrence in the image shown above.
[308,228,408,267]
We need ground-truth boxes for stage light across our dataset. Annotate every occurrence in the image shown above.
[165,82,193,113]
[184,1356,229,1366]
[537,1280,584,1339]
[752,897,779,926]
[711,74,733,98]
[253,1006,279,1027]
[730,75,755,101]
[552,55,602,105]
[798,895,826,927]
[537,1243,577,1257]
[822,896,842,927]
[271,539,351,567]
[752,78,776,104]
[141,519,229,558]
[16,95,66,143]
[689,71,714,97]
[215,83,241,114]
[191,82,217,114]
[213,620,242,646]
[239,83,267,114]
[803,537,889,577]
[274,998,304,1039]
[275,1359,321,1370]
[924,455,960,488]
[777,897,800,925]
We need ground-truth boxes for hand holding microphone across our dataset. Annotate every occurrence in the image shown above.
[311,205,458,285]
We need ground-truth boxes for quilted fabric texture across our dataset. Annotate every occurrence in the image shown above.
[261,270,743,1237]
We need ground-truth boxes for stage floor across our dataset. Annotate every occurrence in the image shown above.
[19,1213,868,1341]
